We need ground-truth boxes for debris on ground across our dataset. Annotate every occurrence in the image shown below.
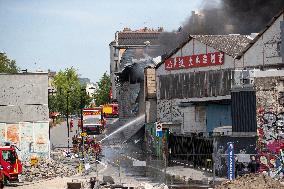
[215,174,284,189]
[21,158,77,182]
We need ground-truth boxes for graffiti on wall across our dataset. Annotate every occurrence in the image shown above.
[0,122,49,161]
[256,78,284,177]
[257,107,284,176]
[157,99,182,122]
[214,136,256,177]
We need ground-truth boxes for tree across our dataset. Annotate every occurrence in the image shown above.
[0,52,19,73]
[94,72,111,106]
[49,67,92,115]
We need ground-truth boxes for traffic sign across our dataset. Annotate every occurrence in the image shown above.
[156,122,163,137]
[81,132,87,137]
[227,142,235,180]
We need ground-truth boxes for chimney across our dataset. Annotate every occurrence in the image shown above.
[123,27,131,32]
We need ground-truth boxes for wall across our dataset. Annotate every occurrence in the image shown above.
[145,100,157,123]
[182,105,206,133]
[0,122,49,161]
[156,39,236,77]
[0,73,49,160]
[255,76,284,177]
[117,82,141,118]
[109,42,117,100]
[238,14,283,68]
[144,68,156,99]
[206,104,232,132]
[144,68,157,123]
[156,37,237,134]
[0,73,48,122]
[158,69,232,100]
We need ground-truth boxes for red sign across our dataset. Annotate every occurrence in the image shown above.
[165,52,224,71]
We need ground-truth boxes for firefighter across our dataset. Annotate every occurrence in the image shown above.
[70,119,74,132]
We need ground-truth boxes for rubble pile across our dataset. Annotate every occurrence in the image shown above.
[21,159,77,182]
[215,174,284,189]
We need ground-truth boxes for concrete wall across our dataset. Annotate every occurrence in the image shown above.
[0,73,48,122]
[182,105,206,133]
[0,122,49,161]
[145,100,157,123]
[0,73,49,160]
[255,76,284,176]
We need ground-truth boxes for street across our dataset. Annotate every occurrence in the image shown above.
[2,1,284,189]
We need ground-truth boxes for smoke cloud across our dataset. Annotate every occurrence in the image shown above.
[158,0,284,56]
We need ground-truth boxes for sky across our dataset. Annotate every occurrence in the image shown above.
[0,0,205,83]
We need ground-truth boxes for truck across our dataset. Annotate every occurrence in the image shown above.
[83,108,105,135]
[102,103,119,118]
[0,144,22,185]
[0,165,3,189]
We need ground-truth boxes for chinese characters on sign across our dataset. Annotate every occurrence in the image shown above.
[165,52,224,71]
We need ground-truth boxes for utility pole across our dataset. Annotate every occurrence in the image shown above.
[67,91,70,154]
[80,88,85,162]
[96,153,99,178]
[119,157,121,184]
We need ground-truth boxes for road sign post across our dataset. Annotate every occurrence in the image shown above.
[227,142,235,180]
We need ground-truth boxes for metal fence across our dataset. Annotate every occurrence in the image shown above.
[169,154,213,171]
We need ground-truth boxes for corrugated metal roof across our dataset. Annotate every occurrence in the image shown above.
[192,35,252,57]
[117,32,161,46]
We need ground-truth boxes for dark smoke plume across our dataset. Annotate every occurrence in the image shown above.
[158,0,284,56]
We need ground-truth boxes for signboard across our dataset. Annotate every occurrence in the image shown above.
[227,142,235,180]
[81,132,87,137]
[156,122,163,137]
[83,110,101,116]
[133,160,146,167]
[165,52,224,71]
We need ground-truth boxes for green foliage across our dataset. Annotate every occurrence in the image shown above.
[94,72,111,106]
[0,52,19,73]
[49,67,92,115]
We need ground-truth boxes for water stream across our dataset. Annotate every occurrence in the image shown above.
[100,114,145,142]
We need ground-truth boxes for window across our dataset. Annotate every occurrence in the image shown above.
[2,150,16,163]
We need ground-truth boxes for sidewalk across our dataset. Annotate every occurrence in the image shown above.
[147,162,225,184]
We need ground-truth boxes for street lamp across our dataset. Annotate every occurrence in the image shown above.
[80,88,86,164]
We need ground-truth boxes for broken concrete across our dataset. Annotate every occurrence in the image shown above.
[21,159,77,182]
[215,174,284,189]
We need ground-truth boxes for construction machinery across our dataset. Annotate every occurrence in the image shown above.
[0,144,22,184]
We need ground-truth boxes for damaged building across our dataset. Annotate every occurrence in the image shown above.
[145,9,284,177]
[109,27,163,137]
[0,72,50,160]
[155,34,252,135]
